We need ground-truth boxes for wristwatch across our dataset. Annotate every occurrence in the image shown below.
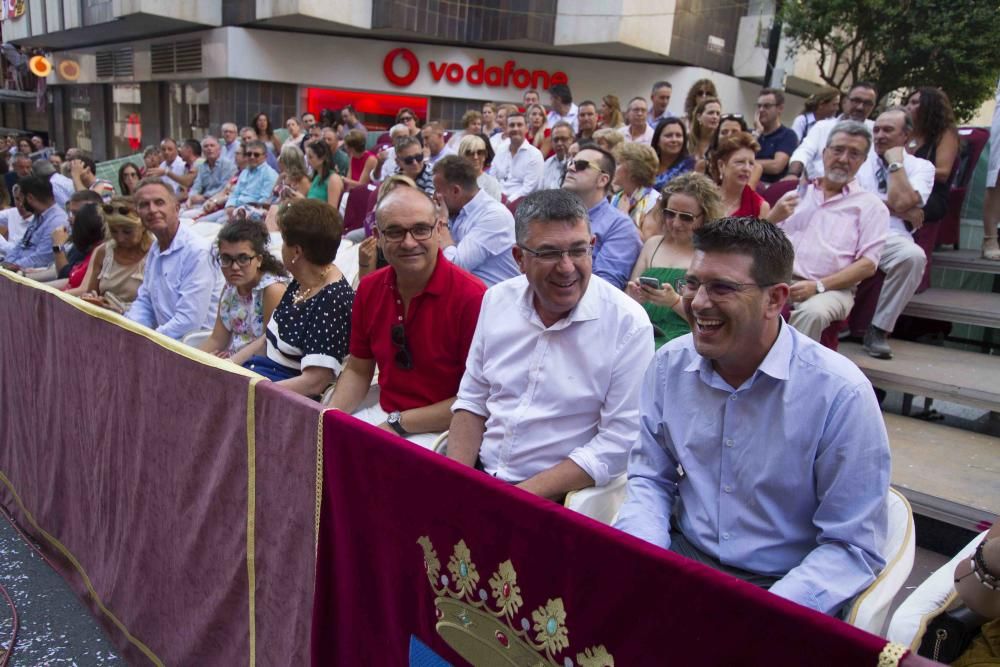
[52,245,62,254]
[887,161,903,173]
[386,411,408,436]
[815,280,826,294]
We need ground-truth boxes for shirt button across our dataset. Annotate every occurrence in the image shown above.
[724,485,732,493]
[725,438,734,447]
[397,315,403,321]
[722,532,731,540]
[729,394,737,401]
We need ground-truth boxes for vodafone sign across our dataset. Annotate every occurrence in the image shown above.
[383,47,568,91]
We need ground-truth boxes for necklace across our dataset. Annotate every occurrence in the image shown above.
[291,266,331,306]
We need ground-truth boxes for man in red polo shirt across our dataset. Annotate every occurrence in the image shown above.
[329,186,486,447]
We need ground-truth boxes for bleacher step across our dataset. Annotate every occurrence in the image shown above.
[840,340,1000,412]
[885,412,999,532]
[902,288,1000,329]
[933,249,1000,275]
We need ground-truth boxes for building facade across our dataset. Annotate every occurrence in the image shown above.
[3,0,810,159]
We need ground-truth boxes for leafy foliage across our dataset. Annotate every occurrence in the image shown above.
[780,0,1000,121]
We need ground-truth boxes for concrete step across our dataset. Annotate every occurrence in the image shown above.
[885,412,999,532]
[902,288,1000,329]
[933,249,1000,275]
[840,340,1000,412]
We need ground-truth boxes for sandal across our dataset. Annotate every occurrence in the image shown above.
[984,235,1000,261]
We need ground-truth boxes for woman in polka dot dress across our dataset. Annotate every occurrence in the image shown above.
[243,199,354,398]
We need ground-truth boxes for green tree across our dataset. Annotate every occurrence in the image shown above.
[780,0,1000,121]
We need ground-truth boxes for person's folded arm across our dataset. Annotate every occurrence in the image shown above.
[768,382,890,615]
[156,255,218,340]
[612,353,679,549]
[126,280,156,329]
[229,335,264,367]
[819,257,878,291]
[393,398,456,435]
[328,355,376,413]
[277,365,334,397]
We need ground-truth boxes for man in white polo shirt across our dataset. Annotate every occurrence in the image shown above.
[855,107,935,359]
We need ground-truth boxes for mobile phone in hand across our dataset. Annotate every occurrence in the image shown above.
[638,276,661,289]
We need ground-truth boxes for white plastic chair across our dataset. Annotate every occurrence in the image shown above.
[887,530,989,650]
[181,330,213,348]
[564,475,629,525]
[845,488,916,635]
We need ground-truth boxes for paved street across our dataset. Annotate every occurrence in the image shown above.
[0,513,121,666]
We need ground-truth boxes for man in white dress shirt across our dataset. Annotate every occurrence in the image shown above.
[433,155,520,287]
[541,121,574,190]
[546,84,579,133]
[490,112,544,201]
[447,189,654,500]
[618,97,655,146]
[854,107,935,359]
[787,82,878,180]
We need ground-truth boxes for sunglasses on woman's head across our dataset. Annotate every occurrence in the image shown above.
[102,204,135,216]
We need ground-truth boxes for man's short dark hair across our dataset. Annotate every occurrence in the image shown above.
[183,138,202,157]
[652,81,672,93]
[549,84,572,105]
[433,155,478,191]
[79,155,97,175]
[849,80,879,98]
[578,145,616,192]
[578,100,597,111]
[514,189,590,244]
[69,189,103,206]
[693,217,794,286]
[17,175,54,202]
[759,87,785,107]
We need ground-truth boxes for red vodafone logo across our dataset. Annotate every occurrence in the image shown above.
[382,47,568,91]
[383,48,420,87]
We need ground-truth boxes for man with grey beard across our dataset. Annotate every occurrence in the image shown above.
[773,121,889,340]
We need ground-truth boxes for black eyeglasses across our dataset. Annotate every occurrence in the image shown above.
[400,154,424,165]
[848,96,876,108]
[391,324,413,370]
[674,276,776,300]
[379,223,436,242]
[399,116,415,123]
[517,244,593,263]
[217,253,258,268]
[102,204,135,216]
[246,151,264,158]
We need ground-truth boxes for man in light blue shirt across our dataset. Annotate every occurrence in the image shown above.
[433,156,519,287]
[224,140,278,220]
[220,122,240,163]
[562,146,641,289]
[614,217,890,616]
[1,175,68,270]
[187,135,236,209]
[127,178,222,339]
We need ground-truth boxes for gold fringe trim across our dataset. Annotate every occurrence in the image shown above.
[247,377,261,667]
[0,471,165,667]
[0,269,260,378]
[877,641,908,667]
[315,410,328,553]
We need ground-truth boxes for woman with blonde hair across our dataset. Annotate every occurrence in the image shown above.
[526,103,552,157]
[599,95,626,129]
[593,128,624,154]
[458,134,501,201]
[628,173,724,348]
[78,197,153,312]
[611,143,661,229]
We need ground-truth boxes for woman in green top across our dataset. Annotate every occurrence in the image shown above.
[305,140,345,211]
[626,172,725,348]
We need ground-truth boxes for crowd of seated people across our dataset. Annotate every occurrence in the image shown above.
[2,76,998,625]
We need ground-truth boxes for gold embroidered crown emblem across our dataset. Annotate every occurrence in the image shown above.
[418,536,614,667]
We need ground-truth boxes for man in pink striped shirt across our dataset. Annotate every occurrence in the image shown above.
[776,121,889,340]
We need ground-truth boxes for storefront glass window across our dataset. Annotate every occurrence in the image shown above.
[111,84,142,158]
[168,82,210,142]
[68,87,92,155]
